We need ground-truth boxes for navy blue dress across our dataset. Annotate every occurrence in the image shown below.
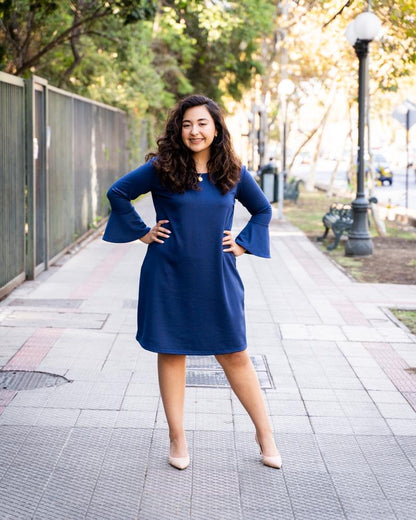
[103,160,271,355]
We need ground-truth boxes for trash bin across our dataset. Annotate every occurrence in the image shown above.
[259,164,279,203]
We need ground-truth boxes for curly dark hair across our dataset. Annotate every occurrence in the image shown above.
[146,95,242,194]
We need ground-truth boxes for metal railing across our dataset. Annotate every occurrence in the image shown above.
[0,72,129,298]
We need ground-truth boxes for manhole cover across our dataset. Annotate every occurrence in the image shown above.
[0,370,71,391]
[186,355,274,389]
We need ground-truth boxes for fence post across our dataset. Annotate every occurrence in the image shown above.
[26,76,35,280]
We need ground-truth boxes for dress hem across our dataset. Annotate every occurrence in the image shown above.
[137,336,247,356]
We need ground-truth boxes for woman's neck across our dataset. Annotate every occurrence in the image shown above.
[193,150,210,173]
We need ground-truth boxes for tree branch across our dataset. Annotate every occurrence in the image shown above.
[14,7,108,75]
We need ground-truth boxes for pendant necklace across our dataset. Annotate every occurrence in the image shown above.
[198,174,203,182]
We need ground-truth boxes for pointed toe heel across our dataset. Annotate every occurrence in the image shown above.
[255,435,282,469]
[261,453,282,469]
[169,455,190,470]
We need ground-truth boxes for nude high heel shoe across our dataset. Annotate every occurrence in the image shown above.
[169,441,190,470]
[168,454,190,470]
[255,435,282,469]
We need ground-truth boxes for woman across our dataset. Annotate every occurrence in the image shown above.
[103,94,281,470]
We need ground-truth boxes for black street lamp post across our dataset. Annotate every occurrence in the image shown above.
[345,12,381,256]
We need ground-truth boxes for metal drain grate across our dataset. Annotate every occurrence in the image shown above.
[0,370,71,391]
[186,355,274,389]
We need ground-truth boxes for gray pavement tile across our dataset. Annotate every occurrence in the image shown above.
[369,390,410,404]
[334,389,373,403]
[125,381,161,396]
[275,433,326,472]
[121,395,160,411]
[390,499,416,520]
[300,388,338,401]
[86,428,152,520]
[75,410,119,428]
[376,472,416,501]
[195,412,234,431]
[340,401,382,418]
[311,417,354,435]
[80,393,124,410]
[233,413,254,432]
[377,402,416,419]
[35,408,80,427]
[386,418,416,436]
[0,406,42,425]
[304,401,345,417]
[315,435,372,474]
[284,471,346,519]
[331,472,386,500]
[265,387,302,400]
[267,399,307,416]
[358,377,397,391]
[395,435,416,468]
[273,415,313,434]
[348,417,392,437]
[328,377,365,390]
[356,435,415,475]
[340,498,396,520]
[195,397,233,415]
[116,410,157,429]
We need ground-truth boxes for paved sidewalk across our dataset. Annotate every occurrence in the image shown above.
[0,195,415,520]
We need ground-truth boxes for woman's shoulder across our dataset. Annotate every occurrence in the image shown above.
[238,165,258,183]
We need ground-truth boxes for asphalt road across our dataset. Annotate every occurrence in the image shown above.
[293,160,416,211]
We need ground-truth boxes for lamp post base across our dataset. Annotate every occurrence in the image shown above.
[345,236,373,256]
[345,198,374,257]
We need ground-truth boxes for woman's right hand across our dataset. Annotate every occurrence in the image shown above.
[140,220,171,244]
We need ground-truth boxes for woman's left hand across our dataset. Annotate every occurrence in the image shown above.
[223,230,246,257]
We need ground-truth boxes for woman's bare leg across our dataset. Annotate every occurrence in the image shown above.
[215,350,279,456]
[158,353,188,457]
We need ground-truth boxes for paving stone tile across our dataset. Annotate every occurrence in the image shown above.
[195,413,234,431]
[268,399,307,416]
[75,410,119,428]
[273,415,313,434]
[348,417,392,436]
[116,410,157,429]
[340,498,396,520]
[35,408,80,427]
[300,388,338,401]
[305,401,345,417]
[386,418,416,436]
[369,390,409,404]
[340,401,382,418]
[284,471,346,519]
[377,402,416,419]
[311,417,354,435]
[121,395,160,411]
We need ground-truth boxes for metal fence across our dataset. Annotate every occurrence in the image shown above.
[0,72,128,298]
[0,73,26,296]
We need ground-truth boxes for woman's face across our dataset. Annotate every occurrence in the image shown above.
[181,105,217,157]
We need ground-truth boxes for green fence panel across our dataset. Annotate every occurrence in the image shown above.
[0,73,128,297]
[47,89,75,260]
[0,73,26,297]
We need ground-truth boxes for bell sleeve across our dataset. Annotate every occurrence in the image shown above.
[235,166,272,258]
[102,160,155,243]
